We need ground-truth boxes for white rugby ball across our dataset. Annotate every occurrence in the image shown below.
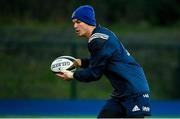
[50,56,77,73]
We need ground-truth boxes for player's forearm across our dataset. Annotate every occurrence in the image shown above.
[73,69,100,82]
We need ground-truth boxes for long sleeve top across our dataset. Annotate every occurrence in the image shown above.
[73,25,150,98]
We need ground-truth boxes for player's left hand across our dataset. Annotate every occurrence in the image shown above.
[56,70,74,81]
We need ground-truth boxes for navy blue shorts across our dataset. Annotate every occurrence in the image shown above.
[97,93,151,118]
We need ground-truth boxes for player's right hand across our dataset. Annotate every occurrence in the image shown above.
[56,70,74,81]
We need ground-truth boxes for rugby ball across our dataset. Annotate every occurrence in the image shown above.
[50,56,77,73]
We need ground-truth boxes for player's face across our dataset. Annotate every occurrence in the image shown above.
[72,19,89,37]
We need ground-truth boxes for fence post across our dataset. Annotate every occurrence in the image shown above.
[70,41,77,99]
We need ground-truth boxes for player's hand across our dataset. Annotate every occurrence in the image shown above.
[56,70,74,81]
[73,59,81,67]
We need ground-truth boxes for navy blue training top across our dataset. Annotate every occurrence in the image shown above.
[73,25,150,98]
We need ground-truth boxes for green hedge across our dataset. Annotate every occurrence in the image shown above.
[0,25,180,100]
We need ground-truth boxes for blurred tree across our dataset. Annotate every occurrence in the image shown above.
[144,0,180,25]
[0,0,179,25]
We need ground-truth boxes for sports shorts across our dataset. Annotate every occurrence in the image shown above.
[97,93,151,118]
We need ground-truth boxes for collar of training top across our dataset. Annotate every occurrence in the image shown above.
[88,25,109,43]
